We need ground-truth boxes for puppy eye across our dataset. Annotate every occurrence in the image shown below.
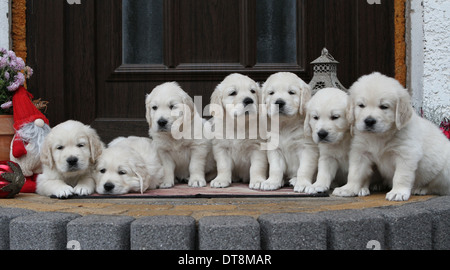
[77,143,85,148]
[268,91,275,96]
[380,105,389,110]
[56,145,64,150]
[118,170,127,175]
[331,115,340,121]
[313,116,319,120]
[99,169,106,174]
[229,91,237,96]
[250,89,256,94]
[169,104,175,110]
[152,106,158,111]
[358,104,366,109]
[288,90,296,95]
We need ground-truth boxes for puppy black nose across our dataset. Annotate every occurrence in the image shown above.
[157,118,168,127]
[104,182,115,192]
[67,157,78,166]
[364,117,377,127]
[275,99,286,108]
[243,97,254,106]
[318,130,329,140]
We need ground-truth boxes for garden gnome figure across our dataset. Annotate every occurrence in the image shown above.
[9,86,51,193]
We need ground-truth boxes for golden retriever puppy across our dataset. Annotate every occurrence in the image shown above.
[36,120,104,198]
[260,72,319,191]
[146,82,215,188]
[209,73,268,189]
[95,136,164,195]
[304,88,351,193]
[333,72,450,201]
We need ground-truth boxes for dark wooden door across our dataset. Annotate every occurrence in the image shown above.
[26,0,394,143]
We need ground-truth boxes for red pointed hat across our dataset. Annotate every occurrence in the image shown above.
[12,86,49,130]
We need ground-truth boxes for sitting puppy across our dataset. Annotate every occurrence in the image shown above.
[209,73,268,189]
[36,120,104,198]
[95,136,164,195]
[260,72,318,191]
[333,72,450,201]
[146,82,215,188]
[304,88,351,193]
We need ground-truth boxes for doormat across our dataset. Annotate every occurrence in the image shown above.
[73,183,329,199]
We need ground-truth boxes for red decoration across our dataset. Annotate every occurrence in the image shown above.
[0,161,25,198]
[441,118,450,140]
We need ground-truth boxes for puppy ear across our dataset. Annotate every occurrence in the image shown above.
[346,96,355,124]
[261,81,269,110]
[86,126,104,163]
[130,159,149,194]
[346,96,355,136]
[299,83,312,116]
[210,85,224,117]
[254,82,263,104]
[395,91,413,130]
[145,94,153,130]
[303,111,312,137]
[181,91,195,120]
[40,134,54,169]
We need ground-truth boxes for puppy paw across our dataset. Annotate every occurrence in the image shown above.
[288,177,297,186]
[52,185,74,199]
[333,185,370,197]
[210,176,231,188]
[74,185,94,197]
[260,178,283,191]
[293,179,313,193]
[306,183,329,194]
[412,187,428,196]
[159,181,175,189]
[249,177,265,190]
[386,189,411,201]
[189,177,207,188]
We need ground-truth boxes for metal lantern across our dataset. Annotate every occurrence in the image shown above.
[309,48,346,95]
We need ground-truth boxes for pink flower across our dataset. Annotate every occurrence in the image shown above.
[14,57,25,71]
[6,73,25,91]
[0,56,7,69]
[24,66,33,79]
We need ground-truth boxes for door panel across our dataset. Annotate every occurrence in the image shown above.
[27,0,394,143]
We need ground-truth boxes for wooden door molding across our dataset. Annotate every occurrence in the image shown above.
[26,0,396,143]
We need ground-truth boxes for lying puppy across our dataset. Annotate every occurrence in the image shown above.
[260,72,318,191]
[95,136,164,195]
[333,72,450,201]
[36,120,104,198]
[209,73,268,189]
[304,88,351,193]
[146,82,215,188]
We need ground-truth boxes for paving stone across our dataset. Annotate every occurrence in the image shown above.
[258,213,327,250]
[379,204,433,250]
[10,212,81,250]
[0,208,35,250]
[320,209,385,250]
[67,215,135,250]
[198,215,260,250]
[131,216,196,250]
[420,196,450,250]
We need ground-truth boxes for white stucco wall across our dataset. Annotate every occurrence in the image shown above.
[408,0,450,124]
[422,0,450,123]
[0,0,9,49]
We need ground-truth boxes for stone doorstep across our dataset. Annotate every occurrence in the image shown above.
[0,195,449,250]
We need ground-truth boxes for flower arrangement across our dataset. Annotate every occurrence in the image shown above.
[0,48,33,114]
